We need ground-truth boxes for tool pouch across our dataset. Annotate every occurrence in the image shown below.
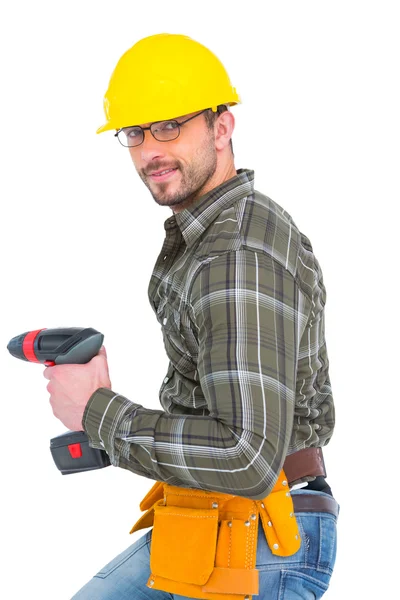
[130,470,301,600]
[151,502,219,587]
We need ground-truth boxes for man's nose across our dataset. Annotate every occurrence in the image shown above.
[139,129,166,163]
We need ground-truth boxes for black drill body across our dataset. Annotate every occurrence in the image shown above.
[7,327,111,474]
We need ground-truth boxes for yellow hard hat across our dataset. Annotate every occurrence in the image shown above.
[96,33,240,134]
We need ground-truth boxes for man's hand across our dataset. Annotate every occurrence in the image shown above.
[43,346,112,431]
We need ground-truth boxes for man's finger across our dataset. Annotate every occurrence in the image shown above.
[43,367,52,379]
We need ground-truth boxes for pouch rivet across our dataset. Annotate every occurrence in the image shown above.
[228,521,232,527]
[295,534,299,540]
[286,492,290,497]
[250,513,257,520]
[244,520,250,526]
[267,521,272,527]
[212,502,218,508]
[290,512,293,517]
[273,543,279,550]
[149,579,154,586]
[260,502,265,508]
[282,480,288,486]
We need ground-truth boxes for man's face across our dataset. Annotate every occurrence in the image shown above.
[128,109,218,212]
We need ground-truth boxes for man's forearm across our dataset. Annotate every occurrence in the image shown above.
[83,386,292,500]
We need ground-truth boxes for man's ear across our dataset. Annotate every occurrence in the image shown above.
[214,109,235,151]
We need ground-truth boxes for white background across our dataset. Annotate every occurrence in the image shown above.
[1,1,399,598]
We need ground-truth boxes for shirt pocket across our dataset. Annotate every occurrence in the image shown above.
[160,304,181,335]
[160,304,189,357]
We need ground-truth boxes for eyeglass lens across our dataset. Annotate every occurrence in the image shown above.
[118,120,181,147]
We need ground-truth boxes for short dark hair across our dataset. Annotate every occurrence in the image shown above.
[205,104,234,155]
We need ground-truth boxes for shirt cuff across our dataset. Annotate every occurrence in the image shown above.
[82,387,139,451]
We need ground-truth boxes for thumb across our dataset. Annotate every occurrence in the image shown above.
[98,345,107,358]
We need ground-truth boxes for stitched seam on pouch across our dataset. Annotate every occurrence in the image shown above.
[167,492,229,500]
[228,523,232,567]
[159,513,216,519]
[248,510,256,568]
[245,510,251,569]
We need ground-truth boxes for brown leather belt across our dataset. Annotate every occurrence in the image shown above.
[283,447,326,485]
[283,447,338,517]
[292,493,339,517]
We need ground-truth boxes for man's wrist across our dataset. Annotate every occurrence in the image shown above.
[82,387,141,451]
[82,387,118,445]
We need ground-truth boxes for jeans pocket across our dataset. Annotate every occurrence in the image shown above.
[294,494,338,575]
[319,513,338,572]
[145,529,152,557]
[279,570,329,600]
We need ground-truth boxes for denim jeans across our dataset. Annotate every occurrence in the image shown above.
[72,490,338,600]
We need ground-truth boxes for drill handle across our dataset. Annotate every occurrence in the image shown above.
[43,328,104,364]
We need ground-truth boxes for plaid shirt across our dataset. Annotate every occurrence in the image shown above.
[83,169,335,500]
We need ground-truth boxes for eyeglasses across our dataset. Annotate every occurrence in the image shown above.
[115,109,210,148]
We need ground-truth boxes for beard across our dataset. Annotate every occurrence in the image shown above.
[138,134,218,209]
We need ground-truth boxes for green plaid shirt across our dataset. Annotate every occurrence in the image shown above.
[83,169,335,500]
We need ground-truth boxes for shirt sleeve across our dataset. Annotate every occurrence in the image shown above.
[83,249,301,499]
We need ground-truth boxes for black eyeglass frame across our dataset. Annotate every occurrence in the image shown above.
[114,108,211,147]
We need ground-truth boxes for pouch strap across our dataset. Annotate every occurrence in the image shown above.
[148,572,258,600]
[202,567,259,594]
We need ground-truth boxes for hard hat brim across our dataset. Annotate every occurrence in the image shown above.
[96,122,115,134]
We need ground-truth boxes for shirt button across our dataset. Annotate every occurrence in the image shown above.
[163,377,169,384]
[163,317,167,325]
[163,255,168,261]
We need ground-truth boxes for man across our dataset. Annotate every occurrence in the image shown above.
[44,34,339,599]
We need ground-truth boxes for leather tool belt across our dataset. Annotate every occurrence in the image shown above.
[129,447,334,600]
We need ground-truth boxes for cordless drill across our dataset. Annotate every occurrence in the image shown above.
[7,327,111,474]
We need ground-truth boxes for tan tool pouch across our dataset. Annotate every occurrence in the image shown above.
[151,502,219,586]
[130,470,301,600]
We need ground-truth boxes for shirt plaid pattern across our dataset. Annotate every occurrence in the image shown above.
[83,169,335,500]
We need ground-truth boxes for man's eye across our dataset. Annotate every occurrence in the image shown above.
[125,128,142,138]
[156,121,179,132]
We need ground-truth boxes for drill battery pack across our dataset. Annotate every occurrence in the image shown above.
[50,430,111,475]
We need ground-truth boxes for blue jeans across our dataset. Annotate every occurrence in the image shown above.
[72,490,338,599]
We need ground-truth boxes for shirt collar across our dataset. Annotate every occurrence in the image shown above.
[164,168,254,248]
